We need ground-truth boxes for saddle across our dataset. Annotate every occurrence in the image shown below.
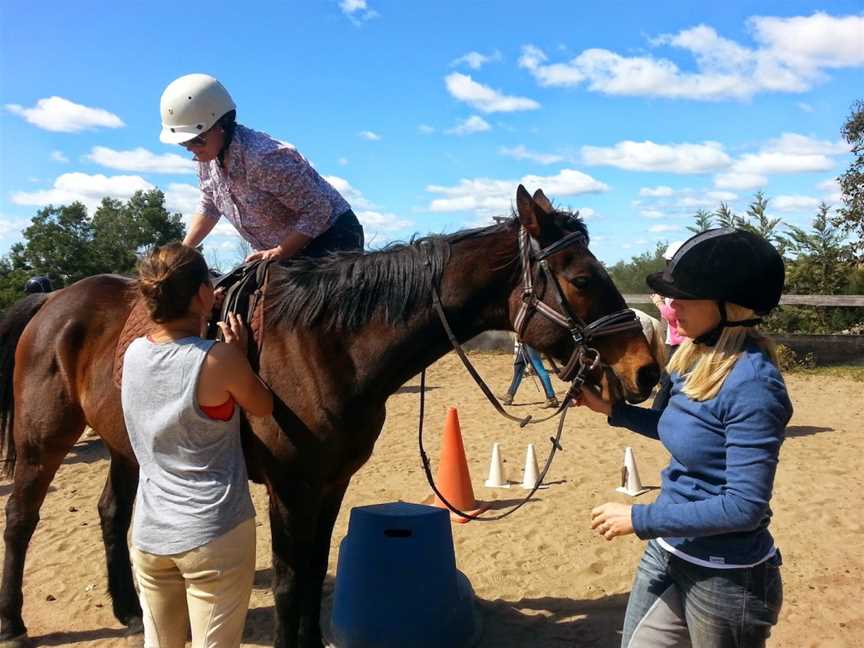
[112,260,274,387]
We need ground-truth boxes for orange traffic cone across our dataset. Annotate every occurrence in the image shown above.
[427,407,489,524]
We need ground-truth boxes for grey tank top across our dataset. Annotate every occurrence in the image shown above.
[122,336,255,554]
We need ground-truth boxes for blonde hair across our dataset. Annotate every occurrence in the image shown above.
[667,303,779,401]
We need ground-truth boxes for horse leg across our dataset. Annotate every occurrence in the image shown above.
[298,482,348,648]
[267,482,321,648]
[0,426,82,645]
[97,451,142,636]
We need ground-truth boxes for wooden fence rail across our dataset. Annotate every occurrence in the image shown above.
[623,294,864,307]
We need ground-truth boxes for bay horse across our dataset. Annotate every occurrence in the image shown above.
[0,186,659,648]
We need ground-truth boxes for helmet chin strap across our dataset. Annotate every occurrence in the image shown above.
[693,301,763,346]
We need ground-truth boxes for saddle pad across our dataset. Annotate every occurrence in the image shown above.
[113,298,157,388]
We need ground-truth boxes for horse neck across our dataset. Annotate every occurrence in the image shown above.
[358,229,518,397]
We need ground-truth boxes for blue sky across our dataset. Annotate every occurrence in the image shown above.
[1,1,862,268]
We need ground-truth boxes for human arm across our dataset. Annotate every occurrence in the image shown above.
[591,503,634,541]
[207,313,273,417]
[244,230,312,263]
[630,378,791,539]
[183,213,220,248]
[573,384,662,440]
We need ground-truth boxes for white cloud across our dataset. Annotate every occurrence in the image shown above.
[356,209,412,232]
[498,145,565,165]
[339,0,377,22]
[0,215,30,239]
[446,115,491,136]
[772,195,821,212]
[338,157,349,166]
[418,124,435,134]
[6,96,124,132]
[426,168,607,216]
[11,173,153,212]
[640,209,667,219]
[519,14,864,101]
[358,130,381,141]
[325,174,414,238]
[713,172,768,190]
[797,102,815,112]
[163,183,201,216]
[762,132,849,156]
[731,152,834,175]
[451,50,502,70]
[50,150,69,163]
[649,224,683,233]
[87,146,197,174]
[706,191,738,201]
[639,185,675,197]
[578,207,596,220]
[817,178,843,204]
[582,140,731,173]
[445,72,540,113]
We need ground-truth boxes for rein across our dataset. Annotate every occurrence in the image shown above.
[418,225,642,521]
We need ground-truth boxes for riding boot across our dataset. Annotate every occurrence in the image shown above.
[500,392,514,406]
[543,396,560,409]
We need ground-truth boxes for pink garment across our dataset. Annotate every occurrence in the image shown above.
[658,299,685,346]
[197,125,351,250]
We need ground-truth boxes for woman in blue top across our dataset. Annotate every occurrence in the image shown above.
[575,228,793,648]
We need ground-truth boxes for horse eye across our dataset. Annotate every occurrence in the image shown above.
[571,276,591,289]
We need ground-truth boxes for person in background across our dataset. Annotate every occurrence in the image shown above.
[576,228,792,648]
[501,340,559,408]
[122,243,273,647]
[159,74,364,262]
[651,240,686,410]
[24,275,53,294]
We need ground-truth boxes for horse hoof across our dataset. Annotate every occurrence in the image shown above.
[0,634,34,648]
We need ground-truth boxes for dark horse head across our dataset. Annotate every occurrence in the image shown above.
[508,185,659,403]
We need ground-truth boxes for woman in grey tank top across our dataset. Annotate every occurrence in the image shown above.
[122,243,272,647]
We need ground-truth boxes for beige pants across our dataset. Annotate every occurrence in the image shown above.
[130,517,256,648]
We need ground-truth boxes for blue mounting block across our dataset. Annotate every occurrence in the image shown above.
[328,502,480,648]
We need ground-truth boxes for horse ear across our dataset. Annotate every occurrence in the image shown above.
[516,184,542,238]
[532,189,554,214]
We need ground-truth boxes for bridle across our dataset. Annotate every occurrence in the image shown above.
[418,223,642,521]
[513,226,642,384]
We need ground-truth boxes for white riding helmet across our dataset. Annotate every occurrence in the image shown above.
[159,74,235,144]
[663,240,685,261]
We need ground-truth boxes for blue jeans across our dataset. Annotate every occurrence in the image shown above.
[507,345,555,399]
[622,540,782,648]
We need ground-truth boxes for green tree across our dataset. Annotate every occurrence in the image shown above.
[714,202,744,229]
[0,189,185,309]
[688,209,714,234]
[740,192,786,253]
[833,100,864,258]
[606,242,666,295]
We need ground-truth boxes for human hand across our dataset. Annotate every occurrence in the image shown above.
[591,502,634,541]
[213,287,226,311]
[217,312,248,352]
[245,247,284,263]
[570,383,613,416]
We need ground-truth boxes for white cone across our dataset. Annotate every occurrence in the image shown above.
[616,446,649,497]
[484,443,510,488]
[521,443,543,490]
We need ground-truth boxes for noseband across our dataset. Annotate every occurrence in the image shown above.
[513,226,642,384]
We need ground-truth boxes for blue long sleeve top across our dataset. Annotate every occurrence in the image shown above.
[609,343,793,567]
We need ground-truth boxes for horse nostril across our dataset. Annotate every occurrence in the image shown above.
[637,364,661,393]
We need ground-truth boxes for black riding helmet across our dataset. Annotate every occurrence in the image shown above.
[24,275,53,294]
[646,228,784,344]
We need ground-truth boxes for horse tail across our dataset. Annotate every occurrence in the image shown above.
[0,294,50,477]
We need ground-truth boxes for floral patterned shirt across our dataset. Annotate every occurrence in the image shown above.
[197,124,351,250]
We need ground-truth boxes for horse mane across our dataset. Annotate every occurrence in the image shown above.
[266,209,587,330]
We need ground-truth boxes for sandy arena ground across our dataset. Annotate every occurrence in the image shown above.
[1,352,861,647]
